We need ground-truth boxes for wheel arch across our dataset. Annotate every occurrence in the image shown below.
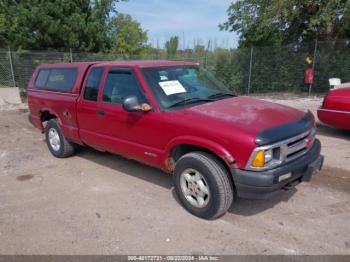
[39,108,58,121]
[164,136,237,174]
[30,108,62,133]
[39,108,64,127]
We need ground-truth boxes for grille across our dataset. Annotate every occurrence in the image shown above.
[280,129,315,163]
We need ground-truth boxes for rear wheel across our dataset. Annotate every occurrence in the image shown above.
[45,119,75,158]
[173,152,234,219]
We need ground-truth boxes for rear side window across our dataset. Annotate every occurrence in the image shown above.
[34,68,78,91]
[83,67,104,101]
[35,69,50,88]
[46,69,77,91]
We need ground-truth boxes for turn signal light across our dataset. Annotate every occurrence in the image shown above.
[142,103,152,112]
[251,150,265,168]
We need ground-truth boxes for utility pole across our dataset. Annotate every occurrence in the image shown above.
[70,48,73,63]
[247,47,254,95]
[204,40,211,68]
[309,37,318,96]
[156,38,160,59]
[182,32,185,50]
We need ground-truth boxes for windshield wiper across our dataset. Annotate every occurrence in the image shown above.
[207,92,236,100]
[168,97,213,109]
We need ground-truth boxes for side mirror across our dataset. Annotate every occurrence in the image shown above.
[122,96,152,112]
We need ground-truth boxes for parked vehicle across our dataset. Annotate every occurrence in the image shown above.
[318,87,350,130]
[27,61,324,219]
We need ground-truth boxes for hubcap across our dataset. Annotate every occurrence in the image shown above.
[180,168,210,208]
[48,128,61,151]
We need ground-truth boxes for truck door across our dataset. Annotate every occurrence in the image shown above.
[77,66,107,149]
[94,66,164,168]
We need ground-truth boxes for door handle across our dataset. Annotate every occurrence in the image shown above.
[97,109,106,117]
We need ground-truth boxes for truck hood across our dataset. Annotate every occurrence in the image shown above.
[182,96,307,139]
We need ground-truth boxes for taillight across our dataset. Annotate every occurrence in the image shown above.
[321,94,328,108]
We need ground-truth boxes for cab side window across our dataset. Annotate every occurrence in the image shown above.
[83,67,104,102]
[103,70,145,105]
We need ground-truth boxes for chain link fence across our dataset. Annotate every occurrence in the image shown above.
[0,49,15,88]
[204,41,350,95]
[1,40,349,97]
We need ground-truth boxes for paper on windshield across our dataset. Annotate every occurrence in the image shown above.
[159,80,186,96]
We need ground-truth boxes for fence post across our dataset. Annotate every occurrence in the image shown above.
[309,38,318,96]
[70,48,73,63]
[247,47,254,95]
[7,46,16,87]
[204,40,211,68]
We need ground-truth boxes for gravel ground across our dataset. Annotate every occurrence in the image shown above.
[0,99,27,112]
[0,98,349,255]
[258,96,322,114]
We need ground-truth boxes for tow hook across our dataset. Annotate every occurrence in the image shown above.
[282,179,301,191]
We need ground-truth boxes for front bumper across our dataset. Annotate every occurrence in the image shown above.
[232,139,323,199]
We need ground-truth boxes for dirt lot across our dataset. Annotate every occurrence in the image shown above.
[0,98,350,255]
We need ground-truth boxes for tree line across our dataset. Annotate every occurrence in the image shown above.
[0,0,150,55]
[0,0,186,57]
[1,0,350,94]
[2,1,349,53]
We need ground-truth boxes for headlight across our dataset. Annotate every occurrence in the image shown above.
[264,148,273,163]
[249,147,281,169]
[251,148,274,168]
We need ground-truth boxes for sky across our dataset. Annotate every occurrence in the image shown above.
[117,0,239,49]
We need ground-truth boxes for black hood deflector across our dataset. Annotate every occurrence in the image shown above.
[255,111,315,146]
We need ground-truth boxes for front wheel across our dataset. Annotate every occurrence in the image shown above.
[173,152,234,219]
[45,119,75,158]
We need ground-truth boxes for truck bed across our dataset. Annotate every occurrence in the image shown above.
[27,62,95,144]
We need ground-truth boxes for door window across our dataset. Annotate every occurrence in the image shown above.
[102,70,145,104]
[83,67,104,102]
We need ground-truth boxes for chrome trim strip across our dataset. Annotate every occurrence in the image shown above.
[318,108,350,115]
[28,88,79,97]
[284,139,308,155]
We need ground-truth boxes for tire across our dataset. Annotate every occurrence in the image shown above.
[173,151,234,220]
[45,119,75,158]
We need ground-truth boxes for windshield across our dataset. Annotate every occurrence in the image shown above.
[142,66,235,110]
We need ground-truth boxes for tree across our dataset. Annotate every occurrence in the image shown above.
[109,14,149,56]
[165,36,179,57]
[0,0,124,51]
[194,45,205,54]
[220,0,350,47]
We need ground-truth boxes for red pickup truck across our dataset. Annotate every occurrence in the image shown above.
[28,60,323,219]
